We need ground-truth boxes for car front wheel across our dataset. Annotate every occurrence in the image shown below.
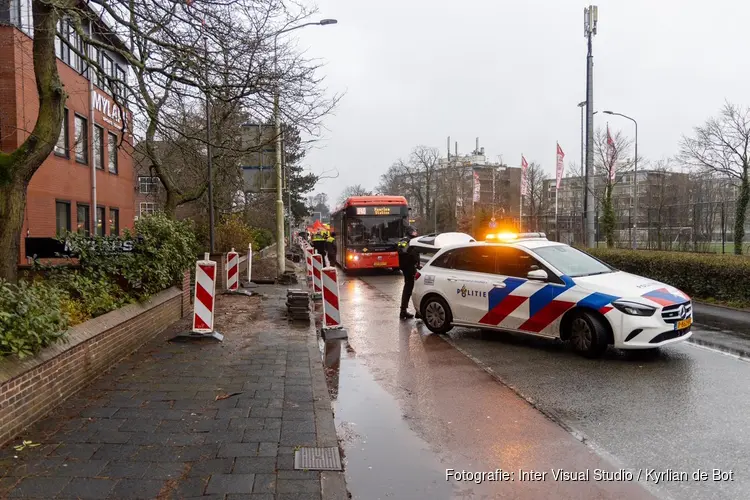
[569,311,609,358]
[421,296,453,335]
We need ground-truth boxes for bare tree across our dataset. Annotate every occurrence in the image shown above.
[680,102,750,254]
[523,161,547,231]
[594,126,635,247]
[0,0,67,282]
[0,0,337,282]
[389,146,440,232]
[338,184,372,204]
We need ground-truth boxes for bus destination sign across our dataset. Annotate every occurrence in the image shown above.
[352,206,396,216]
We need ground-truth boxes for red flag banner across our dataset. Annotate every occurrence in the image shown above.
[521,155,529,196]
[556,143,565,190]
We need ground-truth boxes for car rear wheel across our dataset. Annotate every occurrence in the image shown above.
[569,311,608,358]
[421,296,453,335]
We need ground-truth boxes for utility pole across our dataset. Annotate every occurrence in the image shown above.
[584,6,598,248]
[205,31,215,253]
[272,19,337,278]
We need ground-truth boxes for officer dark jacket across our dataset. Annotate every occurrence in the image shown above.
[397,237,419,271]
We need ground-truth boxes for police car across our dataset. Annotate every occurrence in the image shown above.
[412,233,693,357]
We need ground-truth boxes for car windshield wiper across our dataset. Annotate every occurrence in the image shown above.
[571,270,612,277]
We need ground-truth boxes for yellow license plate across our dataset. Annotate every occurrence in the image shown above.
[373,261,387,266]
[676,317,692,330]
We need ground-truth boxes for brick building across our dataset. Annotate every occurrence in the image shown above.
[1,1,134,264]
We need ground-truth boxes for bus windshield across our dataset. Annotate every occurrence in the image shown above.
[346,216,404,246]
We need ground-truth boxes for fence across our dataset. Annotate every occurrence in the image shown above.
[522,201,750,254]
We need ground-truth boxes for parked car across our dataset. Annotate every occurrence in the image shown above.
[412,233,693,357]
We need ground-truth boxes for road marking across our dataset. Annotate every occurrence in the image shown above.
[441,334,675,500]
[686,341,750,363]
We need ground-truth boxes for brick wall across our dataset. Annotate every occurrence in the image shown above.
[0,287,183,447]
[179,269,191,317]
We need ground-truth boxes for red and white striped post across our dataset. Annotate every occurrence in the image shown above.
[305,247,313,282]
[312,254,323,299]
[321,266,347,339]
[226,248,239,291]
[184,253,223,341]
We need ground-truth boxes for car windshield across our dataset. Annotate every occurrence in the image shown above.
[346,216,403,246]
[532,245,614,277]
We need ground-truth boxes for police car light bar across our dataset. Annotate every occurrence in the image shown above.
[485,232,547,242]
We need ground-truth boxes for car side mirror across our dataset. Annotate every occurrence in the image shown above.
[527,269,548,281]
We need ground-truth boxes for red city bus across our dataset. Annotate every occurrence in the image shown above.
[330,196,409,271]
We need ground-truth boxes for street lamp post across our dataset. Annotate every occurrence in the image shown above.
[583,5,598,248]
[603,111,638,249]
[273,19,337,278]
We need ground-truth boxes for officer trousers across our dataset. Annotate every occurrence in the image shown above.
[400,269,415,310]
[312,241,327,261]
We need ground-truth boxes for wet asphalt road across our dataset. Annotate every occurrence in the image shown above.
[331,272,750,500]
[324,272,655,500]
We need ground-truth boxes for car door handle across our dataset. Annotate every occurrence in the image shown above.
[447,277,459,282]
[492,283,506,288]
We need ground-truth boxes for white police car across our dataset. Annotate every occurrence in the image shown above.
[412,233,693,357]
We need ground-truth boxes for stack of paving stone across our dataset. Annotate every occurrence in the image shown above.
[286,289,311,321]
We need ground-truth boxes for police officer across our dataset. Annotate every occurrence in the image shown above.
[397,226,419,320]
[312,230,327,262]
[326,232,337,267]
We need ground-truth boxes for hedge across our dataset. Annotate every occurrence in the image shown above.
[586,248,750,307]
[0,214,199,359]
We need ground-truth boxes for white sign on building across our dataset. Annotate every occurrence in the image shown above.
[91,90,125,128]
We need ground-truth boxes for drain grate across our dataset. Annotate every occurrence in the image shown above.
[294,447,342,471]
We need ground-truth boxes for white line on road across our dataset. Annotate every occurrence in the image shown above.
[686,341,750,363]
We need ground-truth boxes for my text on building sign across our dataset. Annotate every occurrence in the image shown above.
[92,90,124,128]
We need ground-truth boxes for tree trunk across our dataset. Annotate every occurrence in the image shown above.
[0,180,28,283]
[0,2,65,282]
[734,174,749,255]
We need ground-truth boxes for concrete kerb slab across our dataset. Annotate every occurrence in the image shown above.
[321,327,348,340]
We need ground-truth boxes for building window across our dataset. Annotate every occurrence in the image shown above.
[115,65,126,99]
[93,125,104,170]
[56,19,70,64]
[74,115,88,164]
[54,108,69,157]
[102,53,114,92]
[139,202,156,217]
[109,208,120,236]
[138,176,160,194]
[91,46,101,87]
[77,204,90,235]
[96,206,106,236]
[108,132,118,173]
[55,201,71,236]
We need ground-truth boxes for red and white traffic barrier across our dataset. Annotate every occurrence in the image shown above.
[187,253,223,341]
[312,254,323,299]
[305,247,313,282]
[226,248,239,291]
[321,267,347,339]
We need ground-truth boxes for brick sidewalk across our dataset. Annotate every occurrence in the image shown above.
[0,285,347,500]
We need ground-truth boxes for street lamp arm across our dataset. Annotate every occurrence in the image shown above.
[603,110,637,126]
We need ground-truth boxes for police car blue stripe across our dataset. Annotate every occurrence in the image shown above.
[577,292,620,310]
[488,277,526,311]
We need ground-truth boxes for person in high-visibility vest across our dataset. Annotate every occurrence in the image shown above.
[312,230,327,262]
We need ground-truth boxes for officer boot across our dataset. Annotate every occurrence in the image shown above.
[400,309,414,320]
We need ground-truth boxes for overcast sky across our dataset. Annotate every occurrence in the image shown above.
[293,0,750,206]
